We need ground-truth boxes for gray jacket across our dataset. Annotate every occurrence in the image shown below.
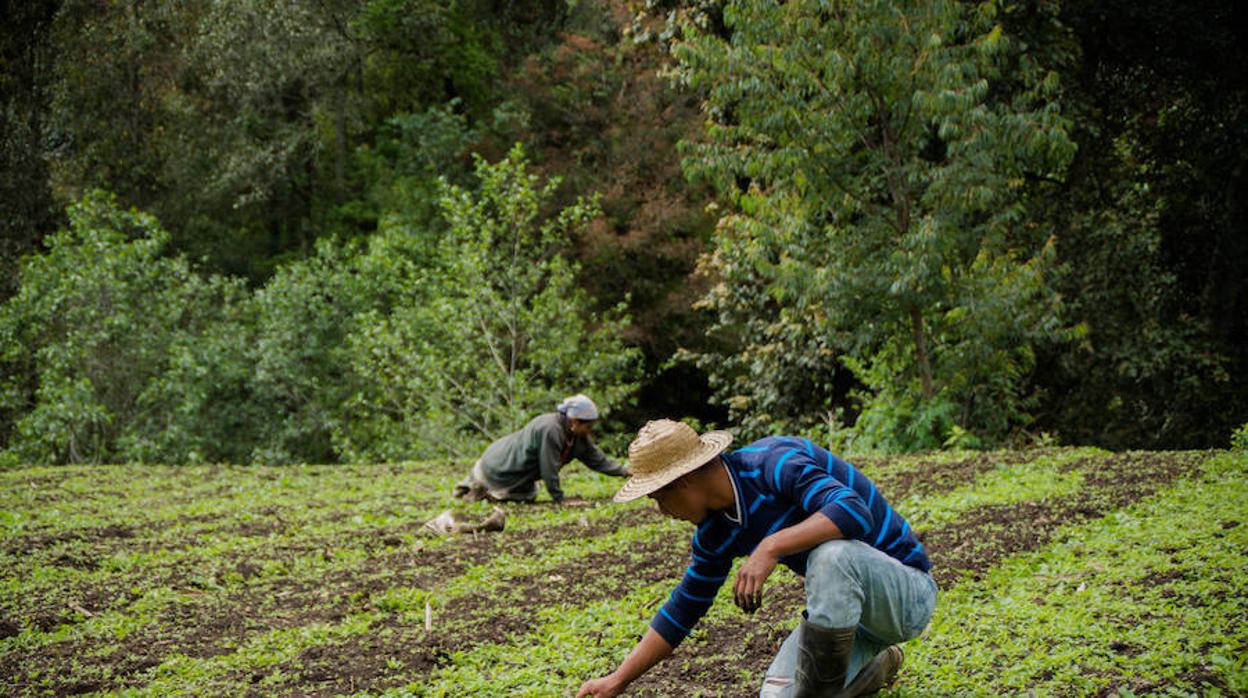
[478,413,626,502]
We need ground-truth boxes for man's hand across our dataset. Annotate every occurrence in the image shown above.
[577,675,624,697]
[733,541,779,613]
[561,496,591,508]
[733,513,843,613]
[576,628,671,697]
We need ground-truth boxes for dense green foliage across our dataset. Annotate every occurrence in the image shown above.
[1,0,1245,461]
[1030,0,1248,449]
[339,146,640,461]
[28,0,553,281]
[675,0,1075,450]
[0,193,255,466]
[0,2,61,302]
[1,151,639,465]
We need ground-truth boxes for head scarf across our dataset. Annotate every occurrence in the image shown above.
[556,394,599,421]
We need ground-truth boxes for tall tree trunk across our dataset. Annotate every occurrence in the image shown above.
[334,74,347,203]
[907,302,935,399]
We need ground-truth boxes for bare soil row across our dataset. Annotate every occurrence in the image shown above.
[0,450,1210,696]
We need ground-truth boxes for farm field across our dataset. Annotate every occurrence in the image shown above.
[1,448,1244,697]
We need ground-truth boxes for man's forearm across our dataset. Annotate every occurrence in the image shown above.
[760,511,843,558]
[609,627,673,688]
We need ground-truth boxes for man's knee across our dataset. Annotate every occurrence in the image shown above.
[807,539,864,584]
[804,540,870,627]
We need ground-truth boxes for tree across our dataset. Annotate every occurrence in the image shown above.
[339,145,642,460]
[242,101,478,464]
[675,0,1075,450]
[37,0,524,282]
[0,0,64,305]
[244,238,373,464]
[0,192,255,464]
[1030,0,1248,448]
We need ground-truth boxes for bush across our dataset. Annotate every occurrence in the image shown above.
[245,238,379,464]
[1232,423,1248,451]
[0,192,255,463]
[338,145,642,461]
[1,150,643,465]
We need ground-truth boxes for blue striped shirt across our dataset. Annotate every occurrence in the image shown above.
[650,436,930,647]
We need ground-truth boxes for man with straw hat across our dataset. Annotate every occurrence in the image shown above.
[452,394,628,505]
[577,419,936,698]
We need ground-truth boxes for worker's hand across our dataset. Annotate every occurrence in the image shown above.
[577,675,624,697]
[561,497,591,508]
[734,543,779,613]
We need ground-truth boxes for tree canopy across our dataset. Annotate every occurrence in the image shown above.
[675,0,1076,450]
[1,0,1244,462]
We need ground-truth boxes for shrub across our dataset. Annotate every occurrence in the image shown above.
[338,145,642,461]
[0,192,255,463]
[1232,423,1248,451]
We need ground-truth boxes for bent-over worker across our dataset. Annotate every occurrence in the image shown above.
[453,394,628,506]
[577,419,936,697]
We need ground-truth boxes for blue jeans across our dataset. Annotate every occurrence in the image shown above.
[759,539,937,697]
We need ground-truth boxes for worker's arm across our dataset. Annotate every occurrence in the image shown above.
[733,449,875,612]
[733,511,843,613]
[537,426,566,503]
[576,438,628,477]
[576,627,673,697]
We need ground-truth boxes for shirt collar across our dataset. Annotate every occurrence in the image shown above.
[721,457,744,527]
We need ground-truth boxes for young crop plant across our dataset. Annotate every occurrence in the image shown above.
[898,447,1102,530]
[2,450,1241,695]
[887,452,1247,696]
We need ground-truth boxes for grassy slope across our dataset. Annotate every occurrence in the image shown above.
[0,449,1244,697]
[889,451,1247,697]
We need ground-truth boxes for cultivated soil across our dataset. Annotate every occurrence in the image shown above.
[0,450,1231,697]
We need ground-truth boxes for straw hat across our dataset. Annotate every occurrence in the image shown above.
[614,419,733,502]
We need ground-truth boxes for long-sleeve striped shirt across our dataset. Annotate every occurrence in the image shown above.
[650,436,930,648]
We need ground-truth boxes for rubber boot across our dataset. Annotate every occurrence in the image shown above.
[840,645,903,696]
[793,621,856,698]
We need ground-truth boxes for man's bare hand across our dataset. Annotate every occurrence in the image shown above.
[577,675,624,697]
[733,543,779,613]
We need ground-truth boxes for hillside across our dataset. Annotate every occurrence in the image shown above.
[1,449,1243,695]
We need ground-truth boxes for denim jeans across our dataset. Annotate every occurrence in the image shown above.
[759,539,937,697]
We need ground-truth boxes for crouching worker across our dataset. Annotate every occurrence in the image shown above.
[577,419,936,698]
[453,394,628,506]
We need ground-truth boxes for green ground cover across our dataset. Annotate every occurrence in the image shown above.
[892,451,1248,697]
[1,448,1243,696]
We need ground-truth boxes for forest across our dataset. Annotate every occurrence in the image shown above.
[2,0,1246,465]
